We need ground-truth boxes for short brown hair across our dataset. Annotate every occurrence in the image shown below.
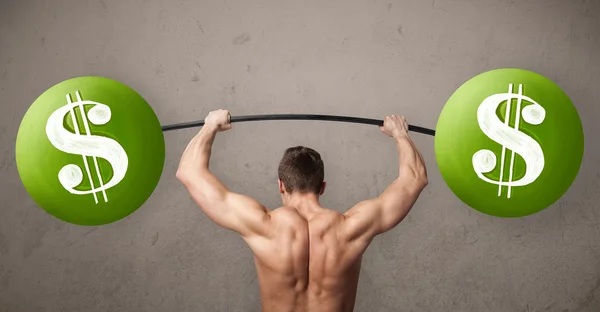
[278,146,324,195]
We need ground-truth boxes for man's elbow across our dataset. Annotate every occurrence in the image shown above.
[410,171,428,193]
[176,168,195,186]
[419,175,428,188]
[175,169,187,182]
[407,167,428,189]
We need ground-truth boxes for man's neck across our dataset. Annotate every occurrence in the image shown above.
[285,193,322,220]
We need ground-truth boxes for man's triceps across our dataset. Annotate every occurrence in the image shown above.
[343,177,424,241]
[342,198,384,241]
[223,192,271,237]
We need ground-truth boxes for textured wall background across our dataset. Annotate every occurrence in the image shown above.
[0,0,599,311]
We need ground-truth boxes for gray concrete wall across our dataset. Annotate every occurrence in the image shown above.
[1,0,599,311]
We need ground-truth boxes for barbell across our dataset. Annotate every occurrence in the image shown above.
[161,114,436,135]
[15,68,584,226]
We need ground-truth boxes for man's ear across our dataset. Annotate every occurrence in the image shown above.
[278,179,286,194]
[319,181,326,195]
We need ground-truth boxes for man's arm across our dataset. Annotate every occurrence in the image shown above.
[176,109,271,238]
[342,115,428,242]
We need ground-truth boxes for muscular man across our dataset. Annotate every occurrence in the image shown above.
[176,109,428,312]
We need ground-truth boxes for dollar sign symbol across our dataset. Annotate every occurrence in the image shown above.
[472,84,546,198]
[45,91,128,204]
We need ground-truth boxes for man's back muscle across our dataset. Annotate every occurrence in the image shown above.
[306,209,370,312]
[243,207,310,312]
[244,207,371,312]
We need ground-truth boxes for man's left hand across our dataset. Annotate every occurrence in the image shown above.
[205,109,232,132]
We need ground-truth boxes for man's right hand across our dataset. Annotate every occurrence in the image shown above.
[380,114,409,139]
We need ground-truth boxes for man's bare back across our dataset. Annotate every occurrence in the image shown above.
[244,207,369,312]
[177,111,428,312]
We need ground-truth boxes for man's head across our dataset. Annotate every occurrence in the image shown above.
[277,146,326,202]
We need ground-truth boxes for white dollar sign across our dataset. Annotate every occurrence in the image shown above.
[472,84,546,198]
[45,91,128,204]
